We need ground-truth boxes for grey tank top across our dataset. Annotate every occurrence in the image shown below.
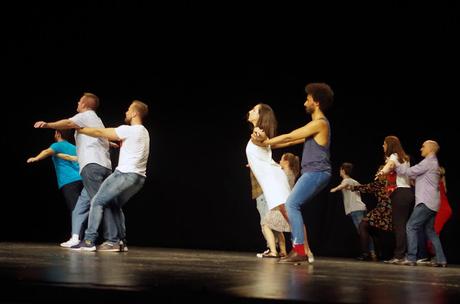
[301,117,331,173]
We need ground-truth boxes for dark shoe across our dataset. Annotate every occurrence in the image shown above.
[97,242,120,252]
[395,259,416,266]
[278,251,307,264]
[119,240,129,252]
[71,240,96,251]
[369,252,378,262]
[356,253,371,261]
[426,261,447,268]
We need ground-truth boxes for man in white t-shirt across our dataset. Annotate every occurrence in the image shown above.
[34,92,118,248]
[75,100,150,252]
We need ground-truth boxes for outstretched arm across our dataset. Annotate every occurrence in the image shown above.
[78,127,120,141]
[56,153,78,162]
[27,148,54,163]
[34,119,80,130]
[261,120,325,149]
[330,180,348,193]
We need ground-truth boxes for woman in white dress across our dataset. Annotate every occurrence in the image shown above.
[246,103,291,257]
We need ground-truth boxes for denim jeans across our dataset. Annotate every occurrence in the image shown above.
[71,187,90,238]
[84,170,145,242]
[406,203,446,263]
[349,210,375,252]
[286,171,331,245]
[79,163,119,243]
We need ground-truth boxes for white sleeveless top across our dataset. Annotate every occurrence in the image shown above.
[246,140,291,210]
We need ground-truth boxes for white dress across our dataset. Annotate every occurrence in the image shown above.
[246,140,291,210]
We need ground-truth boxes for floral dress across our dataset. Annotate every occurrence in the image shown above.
[350,172,396,232]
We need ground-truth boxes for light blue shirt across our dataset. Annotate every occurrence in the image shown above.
[396,154,440,212]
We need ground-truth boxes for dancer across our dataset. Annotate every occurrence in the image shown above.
[246,103,291,258]
[330,162,376,259]
[253,83,333,263]
[348,167,395,261]
[34,92,118,249]
[391,140,447,267]
[76,100,150,251]
[26,129,84,242]
[377,136,415,264]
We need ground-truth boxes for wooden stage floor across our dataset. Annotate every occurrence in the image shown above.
[1,242,459,303]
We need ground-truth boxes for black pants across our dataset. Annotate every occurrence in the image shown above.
[60,180,84,212]
[391,187,415,259]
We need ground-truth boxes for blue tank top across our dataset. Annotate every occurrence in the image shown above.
[301,117,331,173]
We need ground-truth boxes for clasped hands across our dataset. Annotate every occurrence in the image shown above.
[251,127,269,146]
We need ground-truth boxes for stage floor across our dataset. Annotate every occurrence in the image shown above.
[1,242,459,303]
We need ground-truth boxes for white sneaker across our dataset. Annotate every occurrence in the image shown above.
[60,238,80,248]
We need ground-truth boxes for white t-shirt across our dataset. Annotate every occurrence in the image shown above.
[69,110,111,172]
[389,153,411,188]
[115,125,150,177]
[340,178,367,215]
[246,140,291,210]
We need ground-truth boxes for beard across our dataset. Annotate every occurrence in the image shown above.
[124,116,131,124]
[305,106,314,114]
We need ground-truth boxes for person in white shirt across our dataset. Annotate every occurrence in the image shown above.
[76,100,150,251]
[377,136,415,264]
[330,162,377,261]
[34,92,118,249]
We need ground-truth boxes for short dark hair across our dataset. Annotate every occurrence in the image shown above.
[132,100,149,120]
[83,92,100,110]
[305,83,334,111]
[57,129,74,143]
[340,162,353,176]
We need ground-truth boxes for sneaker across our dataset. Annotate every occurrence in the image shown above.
[384,258,403,264]
[307,252,315,263]
[395,258,416,266]
[119,240,129,252]
[416,258,431,265]
[256,249,270,258]
[60,237,80,248]
[71,240,96,252]
[97,242,120,252]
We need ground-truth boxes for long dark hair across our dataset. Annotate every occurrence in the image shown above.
[255,103,277,139]
[282,153,300,178]
[384,135,409,163]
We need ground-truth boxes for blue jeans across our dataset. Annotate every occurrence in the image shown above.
[349,210,375,252]
[406,203,446,263]
[71,187,90,237]
[286,171,331,245]
[79,163,119,243]
[84,170,145,242]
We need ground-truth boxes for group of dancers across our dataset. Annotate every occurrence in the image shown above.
[28,93,150,252]
[246,83,450,266]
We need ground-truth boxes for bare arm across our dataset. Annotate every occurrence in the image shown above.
[265,120,326,149]
[330,180,348,193]
[56,153,78,162]
[27,148,54,163]
[34,119,80,130]
[376,159,396,179]
[78,127,120,141]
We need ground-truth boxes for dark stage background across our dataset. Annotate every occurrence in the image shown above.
[5,2,459,263]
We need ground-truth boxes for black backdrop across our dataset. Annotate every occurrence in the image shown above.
[5,1,459,263]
